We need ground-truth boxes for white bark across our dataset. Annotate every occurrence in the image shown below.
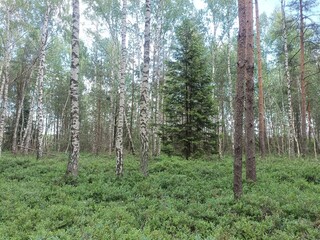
[66,0,80,177]
[115,0,127,176]
[140,0,151,176]
[36,5,50,159]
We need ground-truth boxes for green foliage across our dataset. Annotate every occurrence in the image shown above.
[0,153,319,239]
[162,19,217,159]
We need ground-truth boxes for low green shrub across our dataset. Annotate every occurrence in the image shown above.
[0,153,319,239]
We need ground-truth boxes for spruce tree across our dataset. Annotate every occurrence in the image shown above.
[162,19,217,159]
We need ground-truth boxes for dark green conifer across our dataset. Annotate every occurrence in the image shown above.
[162,19,217,159]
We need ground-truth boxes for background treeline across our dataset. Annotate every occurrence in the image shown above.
[0,0,319,159]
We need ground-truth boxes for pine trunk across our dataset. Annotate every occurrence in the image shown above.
[245,0,256,182]
[140,0,151,176]
[66,0,80,177]
[234,0,246,199]
[36,6,50,160]
[115,0,127,176]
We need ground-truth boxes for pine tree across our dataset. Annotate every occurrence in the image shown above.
[234,0,246,199]
[245,0,256,182]
[162,19,217,159]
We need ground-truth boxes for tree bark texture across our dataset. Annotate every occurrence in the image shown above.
[140,0,151,176]
[255,0,266,158]
[245,0,256,182]
[36,5,50,160]
[115,0,127,176]
[234,0,246,199]
[66,0,80,177]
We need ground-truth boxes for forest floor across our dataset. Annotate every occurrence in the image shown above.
[0,153,319,239]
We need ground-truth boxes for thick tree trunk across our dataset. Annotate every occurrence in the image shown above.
[140,0,151,176]
[66,0,80,177]
[299,0,307,156]
[234,0,246,199]
[255,0,266,158]
[115,0,127,176]
[36,5,50,160]
[245,0,256,182]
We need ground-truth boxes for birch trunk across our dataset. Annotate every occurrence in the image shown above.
[66,0,80,177]
[281,0,298,158]
[115,0,127,176]
[0,7,11,156]
[36,5,50,159]
[140,0,151,176]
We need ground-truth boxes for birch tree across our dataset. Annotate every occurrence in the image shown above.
[115,0,127,176]
[36,5,51,159]
[140,0,151,176]
[66,0,80,177]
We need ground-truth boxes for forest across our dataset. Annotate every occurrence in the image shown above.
[0,0,320,239]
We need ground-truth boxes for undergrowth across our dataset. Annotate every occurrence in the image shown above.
[0,153,319,239]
